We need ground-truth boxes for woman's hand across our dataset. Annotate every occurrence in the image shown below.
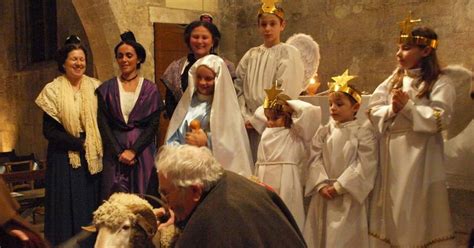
[391,89,409,113]
[185,129,208,147]
[119,149,136,165]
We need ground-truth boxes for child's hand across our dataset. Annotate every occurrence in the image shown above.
[185,129,208,147]
[319,186,338,200]
[391,89,409,113]
[245,120,254,130]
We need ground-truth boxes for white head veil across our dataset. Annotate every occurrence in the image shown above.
[166,55,253,176]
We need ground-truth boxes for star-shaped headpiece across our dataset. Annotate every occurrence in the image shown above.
[259,0,284,20]
[263,80,291,111]
[328,69,361,103]
[398,12,438,49]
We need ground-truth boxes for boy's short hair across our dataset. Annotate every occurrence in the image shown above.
[258,9,285,23]
[330,84,362,105]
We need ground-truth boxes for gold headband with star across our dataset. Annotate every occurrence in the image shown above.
[399,12,438,49]
[263,81,292,112]
[258,0,285,20]
[328,69,361,104]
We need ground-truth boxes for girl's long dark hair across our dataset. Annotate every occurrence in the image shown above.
[390,27,442,99]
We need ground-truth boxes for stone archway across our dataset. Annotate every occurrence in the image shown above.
[72,0,118,81]
[71,0,218,82]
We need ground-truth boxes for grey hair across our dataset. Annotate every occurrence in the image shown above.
[155,145,224,192]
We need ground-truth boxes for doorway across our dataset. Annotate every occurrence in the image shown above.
[154,23,188,146]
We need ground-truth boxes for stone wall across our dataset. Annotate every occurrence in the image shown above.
[0,0,90,158]
[219,0,474,183]
[220,0,474,92]
[72,0,218,82]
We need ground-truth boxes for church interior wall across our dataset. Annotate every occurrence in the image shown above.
[0,0,92,159]
[0,0,472,242]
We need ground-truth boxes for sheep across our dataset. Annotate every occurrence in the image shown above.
[84,192,179,248]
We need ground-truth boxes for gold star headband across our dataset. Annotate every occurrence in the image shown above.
[399,12,438,49]
[263,81,292,112]
[259,0,285,20]
[328,69,361,104]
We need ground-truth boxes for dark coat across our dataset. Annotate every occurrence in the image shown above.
[175,171,307,248]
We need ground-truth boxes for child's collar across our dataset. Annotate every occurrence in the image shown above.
[404,68,422,78]
[196,92,213,102]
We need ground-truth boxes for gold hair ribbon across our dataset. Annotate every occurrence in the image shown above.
[327,69,361,103]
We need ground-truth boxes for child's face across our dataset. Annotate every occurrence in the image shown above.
[264,109,287,128]
[396,43,432,70]
[328,93,360,123]
[258,14,285,46]
[195,65,216,96]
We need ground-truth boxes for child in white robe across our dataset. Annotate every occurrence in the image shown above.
[251,84,321,232]
[367,16,455,247]
[304,70,377,248]
[166,55,253,177]
[235,1,305,162]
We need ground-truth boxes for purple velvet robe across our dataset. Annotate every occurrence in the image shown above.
[97,78,163,199]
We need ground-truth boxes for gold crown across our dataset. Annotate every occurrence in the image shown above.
[327,69,361,104]
[399,12,438,49]
[258,0,285,20]
[263,81,292,112]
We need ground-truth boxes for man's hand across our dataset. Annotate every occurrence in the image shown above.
[153,208,175,230]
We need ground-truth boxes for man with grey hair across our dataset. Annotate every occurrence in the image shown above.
[155,144,306,247]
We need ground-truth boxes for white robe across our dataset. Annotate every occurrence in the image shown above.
[166,55,253,176]
[303,119,377,248]
[235,43,305,121]
[367,70,456,247]
[254,100,321,232]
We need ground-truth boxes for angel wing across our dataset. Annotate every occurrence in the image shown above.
[286,33,320,85]
[442,65,473,139]
[443,65,474,190]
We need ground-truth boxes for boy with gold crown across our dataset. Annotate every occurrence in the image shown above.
[235,0,305,163]
[367,13,455,247]
[303,70,377,248]
[250,81,321,232]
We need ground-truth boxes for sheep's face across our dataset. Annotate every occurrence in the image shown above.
[95,220,133,248]
[90,193,158,248]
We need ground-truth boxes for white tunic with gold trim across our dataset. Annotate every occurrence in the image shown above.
[367,70,456,247]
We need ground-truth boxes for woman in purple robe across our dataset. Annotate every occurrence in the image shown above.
[97,31,163,200]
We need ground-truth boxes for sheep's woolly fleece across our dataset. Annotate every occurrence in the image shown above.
[93,193,153,230]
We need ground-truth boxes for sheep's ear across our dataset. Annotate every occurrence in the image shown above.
[82,225,97,233]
